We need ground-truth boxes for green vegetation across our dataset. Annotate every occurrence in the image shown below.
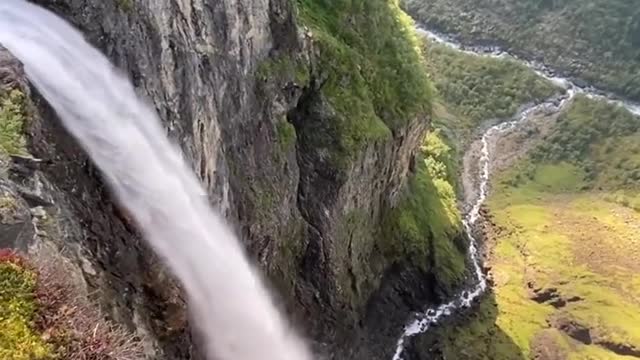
[256,55,310,86]
[0,249,144,359]
[382,131,466,293]
[421,39,558,192]
[115,0,133,12]
[372,32,561,292]
[276,120,297,151]
[531,96,640,190]
[427,168,640,358]
[0,252,52,359]
[0,90,27,157]
[425,41,557,140]
[425,94,640,358]
[403,0,640,101]
[295,0,433,161]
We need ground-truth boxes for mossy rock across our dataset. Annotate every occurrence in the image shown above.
[380,131,466,294]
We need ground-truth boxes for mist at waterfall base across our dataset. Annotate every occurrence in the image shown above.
[0,1,312,360]
[391,28,640,360]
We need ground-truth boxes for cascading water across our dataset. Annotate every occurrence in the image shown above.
[0,1,311,360]
[392,27,640,360]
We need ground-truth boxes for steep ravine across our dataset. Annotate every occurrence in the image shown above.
[1,1,451,359]
[392,28,640,360]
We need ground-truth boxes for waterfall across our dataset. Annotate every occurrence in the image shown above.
[0,1,311,360]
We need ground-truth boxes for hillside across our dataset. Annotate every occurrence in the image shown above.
[403,0,640,101]
[417,95,640,359]
[420,39,560,197]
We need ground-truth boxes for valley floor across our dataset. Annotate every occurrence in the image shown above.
[425,177,640,359]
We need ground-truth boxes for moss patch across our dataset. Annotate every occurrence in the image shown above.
[276,120,297,151]
[115,0,133,12]
[0,89,27,157]
[0,252,52,359]
[256,55,310,86]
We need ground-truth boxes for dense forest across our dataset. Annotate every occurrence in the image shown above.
[424,41,558,148]
[403,0,640,101]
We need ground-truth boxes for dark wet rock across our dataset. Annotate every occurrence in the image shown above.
[531,287,560,303]
[530,286,583,309]
[10,154,43,170]
[572,78,588,89]
[0,184,34,251]
[548,298,567,308]
[597,340,640,358]
[551,316,592,345]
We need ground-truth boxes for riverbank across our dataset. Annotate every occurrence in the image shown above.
[414,94,640,358]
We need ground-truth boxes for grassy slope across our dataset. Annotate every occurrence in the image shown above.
[403,0,640,101]
[428,98,640,358]
[0,90,52,359]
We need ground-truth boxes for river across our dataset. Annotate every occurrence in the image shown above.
[391,27,640,360]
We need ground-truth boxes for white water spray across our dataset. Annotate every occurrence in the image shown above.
[0,2,311,360]
[393,27,640,359]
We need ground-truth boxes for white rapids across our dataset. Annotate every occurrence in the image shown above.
[0,1,311,360]
[393,28,640,359]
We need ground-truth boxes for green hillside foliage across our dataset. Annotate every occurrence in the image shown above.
[422,39,558,192]
[296,0,434,158]
[381,131,466,293]
[425,41,557,132]
[531,96,640,190]
[426,87,640,360]
[404,0,640,101]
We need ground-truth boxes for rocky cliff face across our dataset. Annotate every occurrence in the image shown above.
[3,0,439,358]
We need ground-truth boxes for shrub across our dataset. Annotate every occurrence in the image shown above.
[0,89,27,156]
[31,249,145,360]
[0,248,145,360]
[0,250,53,360]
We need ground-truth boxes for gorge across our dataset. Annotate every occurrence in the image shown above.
[392,27,640,359]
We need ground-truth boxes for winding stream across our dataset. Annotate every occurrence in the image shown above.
[391,28,640,360]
